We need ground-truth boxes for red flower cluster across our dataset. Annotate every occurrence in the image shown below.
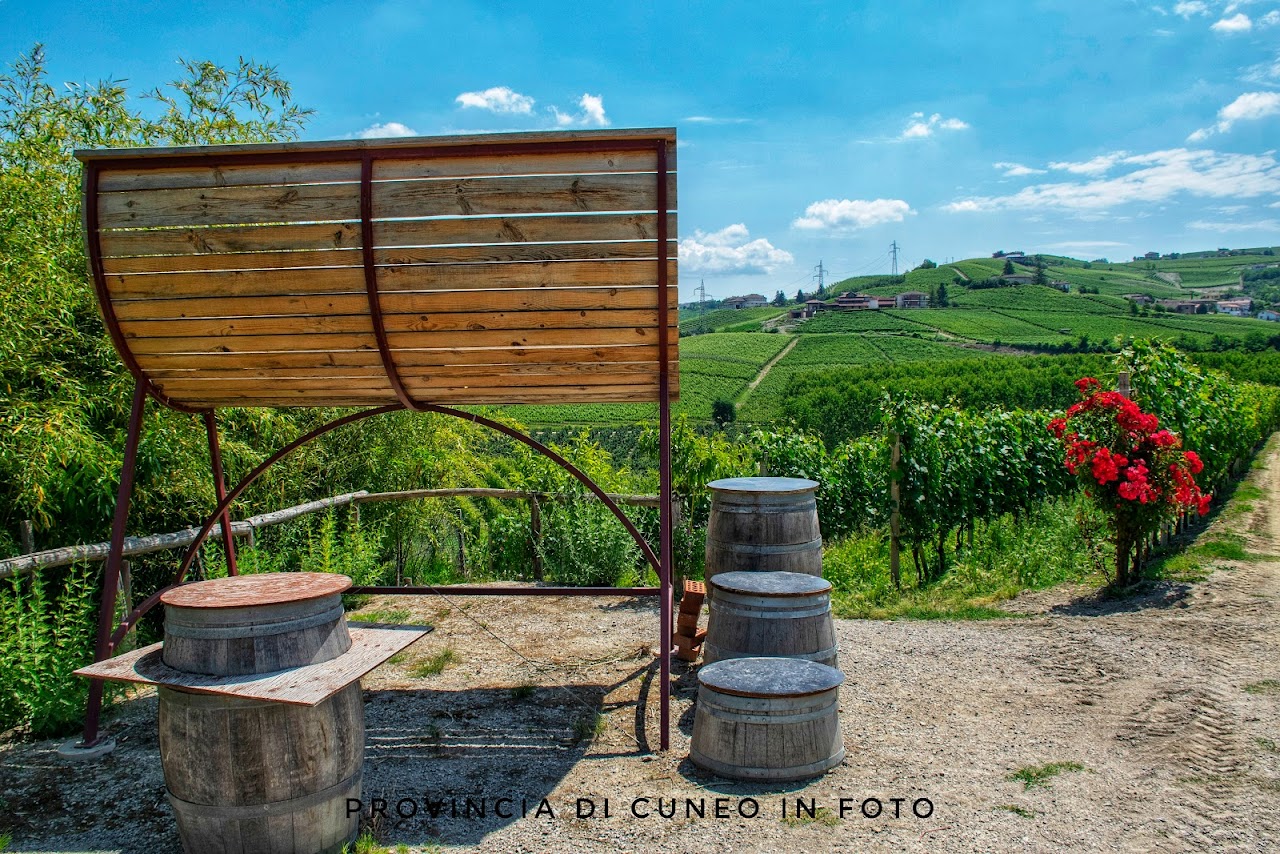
[1050,378,1211,522]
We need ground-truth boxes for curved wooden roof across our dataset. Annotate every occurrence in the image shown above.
[77,129,678,411]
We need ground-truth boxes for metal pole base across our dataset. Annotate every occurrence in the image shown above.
[57,736,116,761]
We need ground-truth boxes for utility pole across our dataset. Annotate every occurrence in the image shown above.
[697,279,707,318]
[813,260,826,295]
[890,241,900,276]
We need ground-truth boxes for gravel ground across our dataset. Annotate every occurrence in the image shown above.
[3,440,1279,853]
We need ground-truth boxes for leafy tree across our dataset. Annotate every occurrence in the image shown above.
[711,400,737,427]
[916,259,937,270]
[795,289,805,303]
[1002,259,1015,276]
[772,290,786,307]
[936,281,949,307]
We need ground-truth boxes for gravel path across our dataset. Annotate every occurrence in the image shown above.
[3,440,1279,853]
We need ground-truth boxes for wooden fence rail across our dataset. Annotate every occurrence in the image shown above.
[1,488,670,580]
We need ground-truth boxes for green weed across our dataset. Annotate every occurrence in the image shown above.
[1007,762,1085,790]
[347,609,414,625]
[1244,680,1280,695]
[571,713,607,745]
[781,806,840,827]
[995,804,1037,818]
[409,648,459,678]
[1256,737,1280,753]
[511,683,537,700]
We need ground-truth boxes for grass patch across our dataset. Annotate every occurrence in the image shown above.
[995,804,1037,818]
[510,683,537,700]
[781,806,841,827]
[1244,680,1280,695]
[409,648,459,678]
[342,831,412,854]
[827,495,1107,620]
[1256,737,1280,753]
[347,608,414,624]
[1194,538,1248,562]
[1007,761,1085,790]
[572,713,607,745]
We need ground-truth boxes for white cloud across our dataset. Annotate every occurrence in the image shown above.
[994,161,1047,177]
[579,94,608,126]
[1262,10,1280,25]
[678,224,794,275]
[900,112,970,140]
[1189,217,1280,231]
[683,115,751,125]
[1188,91,1280,140]
[1212,12,1253,30]
[1049,152,1129,175]
[792,198,915,230]
[357,121,417,139]
[1174,0,1210,16]
[455,86,535,114]
[549,94,610,128]
[945,148,1280,213]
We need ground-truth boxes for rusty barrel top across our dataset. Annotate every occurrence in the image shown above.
[161,572,352,609]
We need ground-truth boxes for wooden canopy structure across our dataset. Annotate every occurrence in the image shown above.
[76,128,678,749]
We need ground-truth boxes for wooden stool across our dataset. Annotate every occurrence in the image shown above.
[690,657,845,782]
[704,570,837,667]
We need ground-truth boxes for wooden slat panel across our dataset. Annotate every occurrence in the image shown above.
[372,150,658,181]
[97,162,363,192]
[175,385,665,406]
[113,287,677,321]
[122,316,373,338]
[99,183,359,228]
[145,360,674,381]
[120,309,670,338]
[124,327,669,355]
[134,345,671,371]
[155,369,654,395]
[375,213,676,247]
[373,173,675,218]
[103,248,361,275]
[99,223,363,258]
[104,259,676,300]
[105,267,368,300]
[102,239,671,275]
[378,260,677,292]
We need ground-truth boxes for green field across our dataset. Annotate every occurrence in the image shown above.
[679,306,785,334]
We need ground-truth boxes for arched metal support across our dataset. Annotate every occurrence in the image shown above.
[86,402,675,750]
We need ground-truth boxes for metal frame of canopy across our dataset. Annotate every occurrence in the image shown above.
[75,129,678,751]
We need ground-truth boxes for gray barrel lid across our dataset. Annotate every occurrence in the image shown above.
[698,656,843,698]
[707,476,819,494]
[710,570,831,597]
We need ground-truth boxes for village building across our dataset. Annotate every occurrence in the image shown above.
[893,291,929,309]
[1123,293,1154,305]
[834,292,881,310]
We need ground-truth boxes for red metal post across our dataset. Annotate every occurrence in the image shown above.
[80,380,147,748]
[203,411,238,576]
[656,139,673,751]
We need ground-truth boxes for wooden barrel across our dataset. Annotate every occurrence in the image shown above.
[703,571,837,668]
[690,657,844,782]
[705,477,822,583]
[158,573,362,853]
[160,685,363,854]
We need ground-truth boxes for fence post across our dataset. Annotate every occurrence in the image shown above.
[19,520,34,555]
[1117,371,1131,399]
[529,497,543,581]
[115,561,134,654]
[890,433,902,591]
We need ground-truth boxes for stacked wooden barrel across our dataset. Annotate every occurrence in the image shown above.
[691,477,845,782]
[158,573,364,854]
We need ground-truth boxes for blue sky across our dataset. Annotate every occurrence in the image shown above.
[3,0,1279,299]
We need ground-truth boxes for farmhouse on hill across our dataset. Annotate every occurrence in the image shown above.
[723,294,768,309]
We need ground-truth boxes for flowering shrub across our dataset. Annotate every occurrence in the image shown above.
[1049,377,1210,586]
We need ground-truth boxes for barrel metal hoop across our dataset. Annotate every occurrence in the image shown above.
[712,601,831,620]
[165,603,346,640]
[702,645,839,665]
[689,749,845,781]
[167,770,362,820]
[705,538,824,556]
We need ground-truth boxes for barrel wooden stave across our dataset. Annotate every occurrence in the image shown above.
[704,478,822,582]
[690,657,844,782]
[160,683,364,854]
[162,595,352,677]
[703,572,837,668]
